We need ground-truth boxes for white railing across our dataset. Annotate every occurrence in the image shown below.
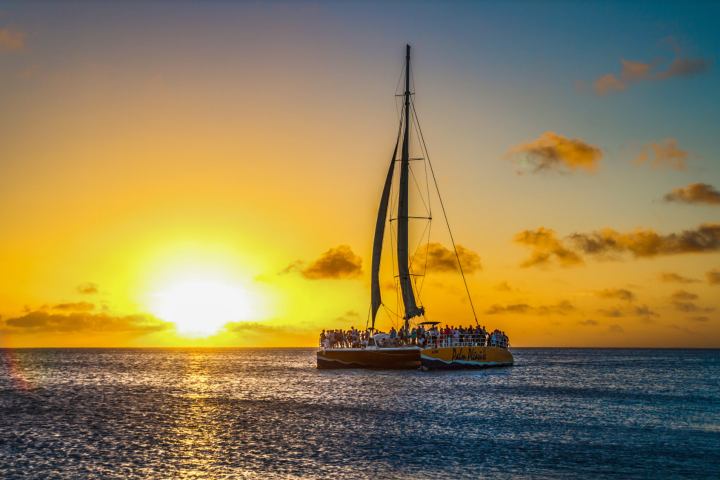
[318,333,510,350]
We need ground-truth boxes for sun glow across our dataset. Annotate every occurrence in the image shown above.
[150,279,257,336]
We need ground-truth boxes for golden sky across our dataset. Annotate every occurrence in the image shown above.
[1,2,719,347]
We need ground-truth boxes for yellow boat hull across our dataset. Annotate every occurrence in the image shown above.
[420,346,514,370]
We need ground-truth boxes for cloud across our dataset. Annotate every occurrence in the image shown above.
[485,300,575,316]
[664,183,720,205]
[670,290,698,301]
[608,324,624,333]
[578,319,599,326]
[283,245,363,280]
[588,47,712,96]
[493,281,516,292]
[597,304,657,318]
[413,243,482,274]
[658,272,700,284]
[671,301,714,313]
[594,288,636,302]
[513,227,584,268]
[504,132,603,174]
[569,223,720,259]
[3,311,172,334]
[634,139,690,170]
[707,269,720,285]
[591,74,627,95]
[77,282,99,294]
[689,316,709,322]
[51,301,95,312]
[516,224,720,268]
[0,27,25,52]
[657,56,711,79]
[345,310,359,317]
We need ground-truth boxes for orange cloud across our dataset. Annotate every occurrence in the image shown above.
[570,223,720,258]
[283,245,363,280]
[670,290,698,301]
[594,288,635,302]
[3,311,172,334]
[634,139,690,170]
[0,27,25,52]
[512,227,584,268]
[77,282,99,294]
[515,223,720,268]
[591,74,626,95]
[664,183,720,205]
[597,304,657,318]
[504,132,603,174]
[589,50,712,96]
[51,301,95,312]
[658,272,700,283]
[413,243,482,274]
[485,300,575,316]
[707,269,720,285]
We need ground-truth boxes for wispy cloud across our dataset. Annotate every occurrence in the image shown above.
[0,27,25,52]
[658,272,700,284]
[485,300,575,316]
[593,288,636,302]
[664,183,720,205]
[707,269,720,285]
[51,301,95,312]
[77,282,99,294]
[634,139,691,170]
[3,311,172,334]
[586,40,712,96]
[503,132,603,174]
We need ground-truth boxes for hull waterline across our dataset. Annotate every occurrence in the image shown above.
[317,348,421,369]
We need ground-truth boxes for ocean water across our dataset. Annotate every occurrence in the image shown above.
[1,348,718,479]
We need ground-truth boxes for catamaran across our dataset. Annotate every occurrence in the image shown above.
[316,45,513,370]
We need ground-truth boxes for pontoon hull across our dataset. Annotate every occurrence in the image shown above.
[420,346,514,370]
[317,348,421,369]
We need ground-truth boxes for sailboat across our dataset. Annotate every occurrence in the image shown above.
[316,45,513,370]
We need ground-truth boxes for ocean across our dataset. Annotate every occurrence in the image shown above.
[1,348,718,479]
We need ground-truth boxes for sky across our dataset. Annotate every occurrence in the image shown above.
[1,1,719,348]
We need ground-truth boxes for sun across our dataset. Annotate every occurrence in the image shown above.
[150,278,256,336]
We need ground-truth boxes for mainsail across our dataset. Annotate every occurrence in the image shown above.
[370,142,398,327]
[397,45,424,322]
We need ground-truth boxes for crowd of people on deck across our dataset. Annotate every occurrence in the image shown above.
[319,324,509,350]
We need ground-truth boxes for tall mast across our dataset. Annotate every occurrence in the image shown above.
[397,44,423,332]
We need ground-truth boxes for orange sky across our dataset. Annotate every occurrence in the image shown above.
[1,3,719,347]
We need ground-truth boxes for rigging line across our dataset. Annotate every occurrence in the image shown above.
[408,219,431,271]
[382,303,401,319]
[395,61,407,122]
[418,220,432,296]
[411,99,480,326]
[408,164,430,216]
[410,102,433,217]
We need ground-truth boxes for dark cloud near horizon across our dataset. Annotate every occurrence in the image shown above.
[282,245,363,280]
[413,243,482,274]
[485,300,575,316]
[504,132,603,174]
[77,282,99,294]
[670,290,698,301]
[664,183,720,205]
[3,311,172,334]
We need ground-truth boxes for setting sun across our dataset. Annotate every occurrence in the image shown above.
[150,279,256,336]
